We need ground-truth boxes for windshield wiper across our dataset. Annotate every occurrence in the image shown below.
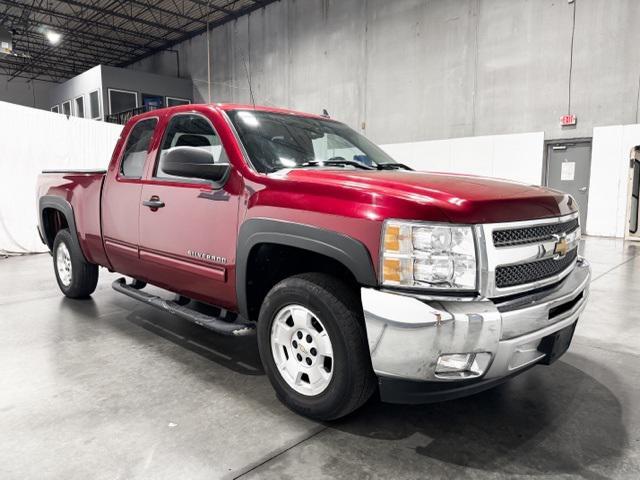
[298,160,375,170]
[376,163,413,171]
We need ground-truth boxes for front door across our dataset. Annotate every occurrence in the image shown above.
[102,116,158,279]
[546,140,592,229]
[137,112,240,308]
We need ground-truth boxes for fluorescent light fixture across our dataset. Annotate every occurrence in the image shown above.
[45,30,62,45]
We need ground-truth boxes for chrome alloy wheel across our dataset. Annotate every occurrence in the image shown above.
[56,242,72,287]
[270,304,334,396]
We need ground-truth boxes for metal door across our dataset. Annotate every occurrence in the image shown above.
[546,140,592,229]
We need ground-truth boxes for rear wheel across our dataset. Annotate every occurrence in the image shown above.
[53,229,99,298]
[257,273,376,421]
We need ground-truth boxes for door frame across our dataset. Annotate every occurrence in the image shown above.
[625,146,640,241]
[542,137,592,186]
[542,137,593,231]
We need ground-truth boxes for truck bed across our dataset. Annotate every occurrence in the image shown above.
[36,170,109,268]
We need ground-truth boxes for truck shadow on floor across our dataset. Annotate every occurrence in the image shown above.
[57,296,629,477]
[123,299,264,376]
[332,354,628,478]
[57,294,264,376]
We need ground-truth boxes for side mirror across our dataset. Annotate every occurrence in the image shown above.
[162,146,229,186]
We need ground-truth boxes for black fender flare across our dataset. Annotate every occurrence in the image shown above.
[39,195,87,262]
[236,218,378,319]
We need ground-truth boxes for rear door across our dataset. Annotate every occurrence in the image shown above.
[102,116,158,279]
[137,112,240,308]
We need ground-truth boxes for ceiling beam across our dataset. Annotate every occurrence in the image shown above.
[125,0,206,27]
[5,20,138,63]
[59,0,192,36]
[122,0,281,67]
[0,55,78,78]
[0,0,169,46]
[5,0,124,80]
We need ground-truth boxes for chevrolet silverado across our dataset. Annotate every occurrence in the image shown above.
[36,103,590,420]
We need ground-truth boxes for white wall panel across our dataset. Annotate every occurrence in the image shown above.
[0,101,123,253]
[382,131,544,185]
[588,124,640,238]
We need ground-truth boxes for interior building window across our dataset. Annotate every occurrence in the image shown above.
[142,93,164,110]
[50,105,59,113]
[166,97,191,107]
[62,101,71,116]
[109,89,138,115]
[74,96,85,118]
[89,90,101,120]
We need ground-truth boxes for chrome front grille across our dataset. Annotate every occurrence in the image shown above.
[477,212,581,298]
[492,218,580,247]
[495,248,578,288]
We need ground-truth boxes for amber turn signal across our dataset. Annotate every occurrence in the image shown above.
[384,225,401,252]
[382,258,401,283]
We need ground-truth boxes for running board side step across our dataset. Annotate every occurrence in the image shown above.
[112,278,255,336]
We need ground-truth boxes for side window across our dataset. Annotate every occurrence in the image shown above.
[120,118,158,178]
[155,114,227,179]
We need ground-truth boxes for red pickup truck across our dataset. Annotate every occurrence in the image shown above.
[36,103,590,420]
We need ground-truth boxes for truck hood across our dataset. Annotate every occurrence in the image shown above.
[276,169,576,223]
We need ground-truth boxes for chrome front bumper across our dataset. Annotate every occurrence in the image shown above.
[361,257,590,384]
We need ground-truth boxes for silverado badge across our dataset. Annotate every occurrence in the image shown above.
[187,250,227,264]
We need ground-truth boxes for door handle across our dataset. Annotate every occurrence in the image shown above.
[142,196,165,210]
[578,187,588,193]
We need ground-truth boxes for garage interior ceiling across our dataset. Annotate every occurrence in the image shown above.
[0,0,277,82]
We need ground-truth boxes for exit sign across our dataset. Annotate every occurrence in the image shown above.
[560,114,577,126]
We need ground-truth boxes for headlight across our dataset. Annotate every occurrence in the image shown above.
[381,221,477,290]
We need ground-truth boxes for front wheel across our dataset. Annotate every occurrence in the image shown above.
[257,273,376,421]
[53,229,99,298]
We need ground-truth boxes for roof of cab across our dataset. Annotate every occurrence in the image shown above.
[127,102,332,124]
[215,103,329,120]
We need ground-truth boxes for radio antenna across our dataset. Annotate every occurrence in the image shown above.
[243,55,256,109]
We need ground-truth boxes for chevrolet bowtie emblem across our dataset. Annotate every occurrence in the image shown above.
[553,236,569,257]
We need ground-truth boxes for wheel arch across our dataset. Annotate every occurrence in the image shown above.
[39,196,87,262]
[236,219,377,321]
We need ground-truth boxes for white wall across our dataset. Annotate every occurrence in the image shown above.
[587,124,640,238]
[381,132,545,185]
[0,101,123,253]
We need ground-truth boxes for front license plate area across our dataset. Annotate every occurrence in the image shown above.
[537,321,577,365]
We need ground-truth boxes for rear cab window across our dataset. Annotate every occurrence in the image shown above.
[120,118,158,178]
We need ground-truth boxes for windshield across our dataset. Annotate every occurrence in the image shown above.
[227,110,400,173]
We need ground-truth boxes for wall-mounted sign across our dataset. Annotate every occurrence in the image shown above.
[560,114,577,126]
[561,161,576,181]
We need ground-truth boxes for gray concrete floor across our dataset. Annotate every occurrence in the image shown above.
[0,236,639,480]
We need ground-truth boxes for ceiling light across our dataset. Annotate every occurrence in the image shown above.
[45,30,61,45]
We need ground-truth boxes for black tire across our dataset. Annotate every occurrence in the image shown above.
[52,228,99,299]
[257,273,376,421]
